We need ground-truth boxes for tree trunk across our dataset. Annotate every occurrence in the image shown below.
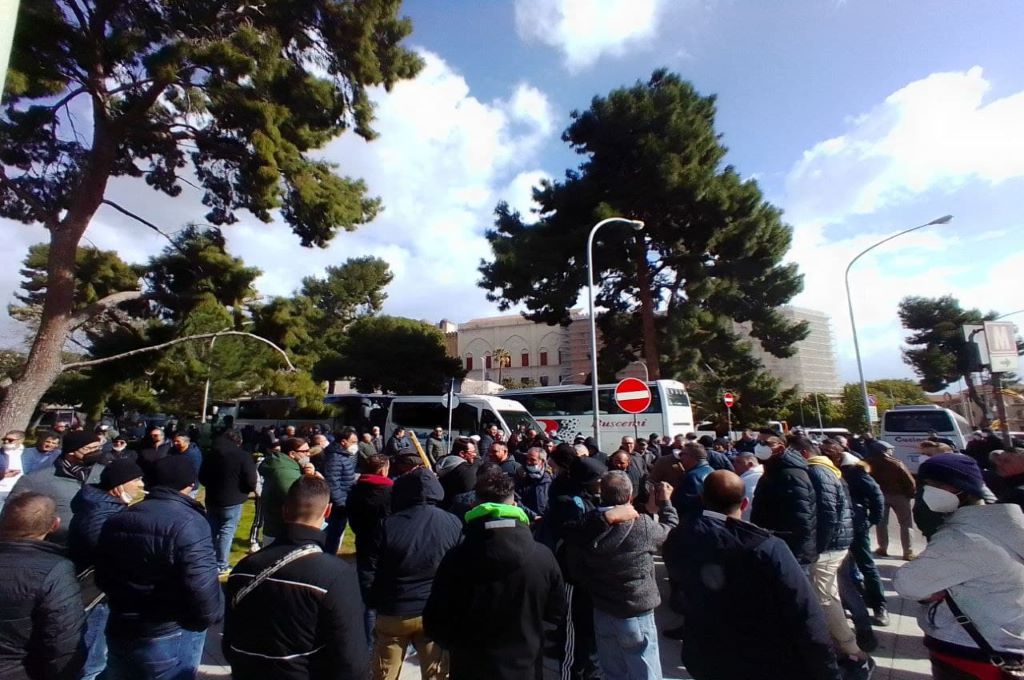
[633,244,661,380]
[0,226,83,432]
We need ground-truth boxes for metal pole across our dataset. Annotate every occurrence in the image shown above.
[446,378,455,456]
[200,334,219,424]
[586,217,645,452]
[844,215,952,434]
[813,392,824,431]
[992,373,1013,449]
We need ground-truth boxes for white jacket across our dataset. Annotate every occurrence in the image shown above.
[894,503,1024,654]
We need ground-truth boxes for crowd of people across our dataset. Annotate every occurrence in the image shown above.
[0,418,1022,680]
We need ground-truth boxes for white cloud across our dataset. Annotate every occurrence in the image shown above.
[0,50,557,347]
[786,66,1024,228]
[514,0,669,71]
[783,67,1024,382]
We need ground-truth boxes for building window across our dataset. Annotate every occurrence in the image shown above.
[485,354,492,369]
[521,352,529,367]
[465,355,473,371]
[540,375,550,387]
[539,350,548,366]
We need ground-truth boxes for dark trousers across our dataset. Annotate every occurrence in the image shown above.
[560,584,603,680]
[849,527,886,609]
[323,507,348,556]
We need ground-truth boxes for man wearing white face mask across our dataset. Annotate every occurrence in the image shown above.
[894,454,1024,679]
[0,431,26,505]
[323,428,358,556]
[750,436,819,567]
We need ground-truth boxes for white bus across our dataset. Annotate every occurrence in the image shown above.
[500,379,695,443]
[880,404,972,473]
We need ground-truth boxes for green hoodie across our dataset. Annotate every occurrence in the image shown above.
[260,453,302,537]
[464,502,529,526]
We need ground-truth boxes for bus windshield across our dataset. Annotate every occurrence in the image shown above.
[882,410,955,433]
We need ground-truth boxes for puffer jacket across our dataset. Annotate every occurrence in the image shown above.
[566,501,679,618]
[68,483,127,571]
[0,539,85,680]
[750,449,818,565]
[322,442,356,508]
[894,503,1024,656]
[368,468,462,616]
[672,462,714,516]
[806,456,854,554]
[838,453,884,532]
[95,487,222,637]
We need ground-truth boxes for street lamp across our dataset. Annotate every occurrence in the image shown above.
[587,217,645,451]
[845,214,953,434]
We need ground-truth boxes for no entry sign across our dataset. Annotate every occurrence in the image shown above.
[722,392,735,408]
[615,378,652,414]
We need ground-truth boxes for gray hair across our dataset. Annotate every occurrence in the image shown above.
[573,443,589,457]
[528,446,547,462]
[600,470,633,506]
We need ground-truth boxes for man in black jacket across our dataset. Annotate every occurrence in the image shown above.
[199,429,258,574]
[346,454,394,649]
[440,438,479,509]
[368,467,462,678]
[791,436,873,677]
[664,471,840,680]
[0,492,85,680]
[136,425,172,487]
[96,456,222,680]
[424,472,564,680]
[566,471,677,679]
[749,436,819,566]
[225,476,367,680]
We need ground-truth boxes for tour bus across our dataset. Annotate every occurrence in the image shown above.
[500,379,695,443]
[880,404,972,473]
[384,394,543,443]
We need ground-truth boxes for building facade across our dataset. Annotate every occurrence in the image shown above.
[450,305,842,395]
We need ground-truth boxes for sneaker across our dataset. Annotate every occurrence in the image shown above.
[248,542,261,554]
[871,607,890,627]
[856,628,879,653]
[839,654,876,680]
[873,548,888,558]
[902,551,916,561]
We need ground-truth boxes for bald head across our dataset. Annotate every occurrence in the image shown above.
[701,470,747,517]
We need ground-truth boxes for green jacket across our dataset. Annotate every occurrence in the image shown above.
[259,453,301,538]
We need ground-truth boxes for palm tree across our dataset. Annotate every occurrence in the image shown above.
[493,347,511,385]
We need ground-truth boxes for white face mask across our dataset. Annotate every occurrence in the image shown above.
[346,443,359,455]
[2,442,19,452]
[120,491,134,504]
[297,455,311,467]
[671,449,682,459]
[922,486,961,514]
[754,444,774,461]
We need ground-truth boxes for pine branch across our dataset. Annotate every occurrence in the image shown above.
[61,331,296,372]
[68,291,145,330]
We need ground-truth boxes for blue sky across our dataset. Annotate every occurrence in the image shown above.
[3,0,1023,385]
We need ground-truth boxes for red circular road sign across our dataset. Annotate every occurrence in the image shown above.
[615,378,652,414]
[722,392,736,408]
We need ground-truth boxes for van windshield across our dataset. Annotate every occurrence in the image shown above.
[883,411,954,433]
[499,410,543,434]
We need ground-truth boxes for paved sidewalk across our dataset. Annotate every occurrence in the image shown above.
[198,520,932,679]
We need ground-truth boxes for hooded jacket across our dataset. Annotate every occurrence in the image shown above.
[68,483,127,571]
[664,512,840,680]
[368,468,462,616]
[260,453,303,538]
[424,504,564,680]
[0,538,85,680]
[515,465,552,517]
[894,503,1024,656]
[750,449,818,565]
[838,453,884,532]
[806,455,854,553]
[566,501,679,618]
[199,439,257,508]
[346,474,393,594]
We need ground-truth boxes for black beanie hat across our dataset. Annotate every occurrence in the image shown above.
[61,431,100,455]
[151,455,195,490]
[100,459,144,490]
[570,457,607,485]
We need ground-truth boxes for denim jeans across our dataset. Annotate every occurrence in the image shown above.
[838,554,872,636]
[592,608,661,680]
[206,504,243,571]
[101,628,206,680]
[323,506,348,556]
[849,527,886,609]
[82,602,109,680]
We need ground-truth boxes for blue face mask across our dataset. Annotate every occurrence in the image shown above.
[526,464,543,474]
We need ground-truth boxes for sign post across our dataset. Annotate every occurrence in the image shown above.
[984,322,1019,448]
[867,394,879,424]
[441,383,459,456]
[722,392,735,436]
[615,378,652,445]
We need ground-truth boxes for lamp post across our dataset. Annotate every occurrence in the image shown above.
[845,214,953,434]
[587,217,645,452]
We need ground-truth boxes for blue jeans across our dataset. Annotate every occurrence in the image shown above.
[323,506,348,556]
[82,602,109,680]
[839,554,873,636]
[206,504,243,571]
[849,526,886,609]
[101,628,206,680]
[592,608,661,680]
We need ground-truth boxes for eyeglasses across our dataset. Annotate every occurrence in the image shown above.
[2,438,17,443]
[296,447,310,453]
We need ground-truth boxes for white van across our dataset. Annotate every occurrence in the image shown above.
[385,394,543,442]
[880,405,972,473]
